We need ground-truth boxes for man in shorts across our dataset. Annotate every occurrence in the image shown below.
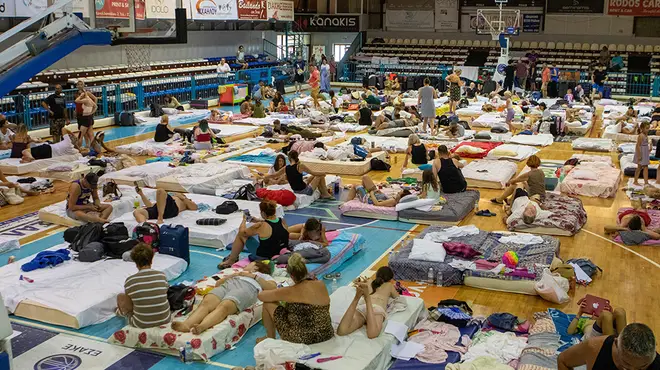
[346,175,411,207]
[503,184,553,226]
[41,84,70,143]
[133,188,198,224]
[66,172,113,223]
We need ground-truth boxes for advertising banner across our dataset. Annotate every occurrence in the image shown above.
[146,0,177,19]
[95,0,146,20]
[15,0,47,17]
[386,9,434,29]
[237,0,266,20]
[295,14,360,32]
[0,0,16,17]
[435,0,459,30]
[522,13,541,32]
[547,0,604,13]
[191,0,238,20]
[608,0,660,16]
[266,0,293,21]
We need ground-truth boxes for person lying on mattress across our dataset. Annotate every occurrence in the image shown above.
[172,261,276,334]
[567,301,627,341]
[271,119,328,140]
[503,183,553,226]
[345,174,412,207]
[288,218,328,246]
[337,266,399,339]
[604,209,660,244]
[257,253,334,345]
[116,243,172,328]
[402,134,429,171]
[14,126,80,163]
[261,150,334,199]
[558,323,660,370]
[370,114,418,132]
[66,172,113,223]
[133,188,198,224]
[440,122,466,138]
[218,200,289,269]
[432,145,466,194]
[491,155,546,205]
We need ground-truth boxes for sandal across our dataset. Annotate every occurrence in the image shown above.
[217,256,236,270]
[490,198,503,204]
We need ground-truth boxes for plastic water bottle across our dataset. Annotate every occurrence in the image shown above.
[331,278,338,293]
[436,271,444,287]
[184,342,193,364]
[474,200,479,213]
[427,267,434,284]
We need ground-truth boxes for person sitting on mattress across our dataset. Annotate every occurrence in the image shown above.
[491,155,546,205]
[257,253,334,345]
[402,134,429,170]
[172,261,276,334]
[218,200,289,269]
[117,243,172,328]
[66,172,113,223]
[567,301,627,340]
[419,169,441,201]
[252,100,267,119]
[288,218,329,246]
[133,188,197,224]
[261,154,288,186]
[163,94,183,111]
[441,122,466,138]
[503,183,553,226]
[240,96,253,116]
[192,119,216,150]
[337,266,399,339]
[10,123,42,159]
[356,101,373,126]
[154,115,175,143]
[604,209,660,244]
[14,126,80,163]
[432,145,467,194]
[345,174,411,207]
[262,150,334,199]
[0,117,15,150]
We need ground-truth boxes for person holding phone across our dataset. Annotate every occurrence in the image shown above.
[567,298,626,340]
[66,172,113,223]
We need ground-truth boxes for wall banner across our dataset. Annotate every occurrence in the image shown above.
[547,0,604,13]
[237,0,266,20]
[608,0,660,16]
[294,14,360,32]
[15,0,47,17]
[386,9,434,29]
[266,0,293,21]
[146,0,177,19]
[435,0,459,30]
[522,13,541,32]
[95,0,146,20]
[0,0,16,17]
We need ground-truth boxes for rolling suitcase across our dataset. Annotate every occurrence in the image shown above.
[603,85,612,99]
[159,225,190,266]
[190,99,209,109]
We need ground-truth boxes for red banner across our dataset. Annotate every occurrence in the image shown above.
[237,0,267,20]
[608,0,660,16]
[97,0,146,20]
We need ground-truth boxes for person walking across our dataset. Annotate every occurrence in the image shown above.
[445,69,463,114]
[293,55,305,95]
[42,84,70,143]
[516,58,529,91]
[419,78,438,135]
[320,59,331,93]
[503,60,516,92]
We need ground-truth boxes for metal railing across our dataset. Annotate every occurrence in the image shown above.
[0,66,291,130]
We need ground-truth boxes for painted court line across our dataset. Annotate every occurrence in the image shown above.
[582,229,660,269]
[363,224,417,273]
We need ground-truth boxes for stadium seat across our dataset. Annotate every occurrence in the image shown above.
[403,39,411,45]
[521,41,530,49]
[654,45,660,53]
[418,39,425,45]
[609,44,617,51]
[556,42,565,50]
[449,40,457,46]
[636,45,644,52]
[473,40,481,47]
[411,38,418,45]
[433,39,441,45]
[441,39,449,46]
[645,45,653,53]
[396,38,404,44]
[538,41,547,49]
[564,42,573,50]
[457,40,465,46]
[547,42,556,49]
[512,41,521,48]
[590,43,599,51]
[626,44,635,52]
[530,41,538,49]
[488,40,497,48]
[618,44,626,52]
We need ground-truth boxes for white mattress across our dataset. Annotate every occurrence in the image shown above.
[401,96,448,107]
[620,154,658,173]
[116,139,186,156]
[571,154,613,165]
[134,109,210,127]
[462,160,518,188]
[340,135,408,153]
[208,124,259,137]
[254,286,424,370]
[157,163,251,194]
[507,134,554,147]
[485,144,539,161]
[572,138,613,152]
[456,105,485,116]
[472,132,513,142]
[0,244,187,328]
[234,116,311,127]
[471,112,506,128]
[112,195,284,248]
[0,153,82,175]
[421,130,476,142]
[566,119,593,135]
[101,161,177,188]
[602,104,654,117]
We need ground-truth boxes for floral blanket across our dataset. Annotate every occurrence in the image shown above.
[507,193,587,235]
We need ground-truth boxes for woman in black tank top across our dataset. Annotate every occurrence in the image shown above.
[263,150,334,200]
[433,145,466,194]
[402,134,428,170]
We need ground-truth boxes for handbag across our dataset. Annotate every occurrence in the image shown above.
[102,179,122,198]
[233,184,259,201]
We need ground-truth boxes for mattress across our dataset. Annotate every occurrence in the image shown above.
[208,123,260,138]
[560,163,621,198]
[471,112,506,128]
[201,139,268,163]
[398,190,480,225]
[233,116,311,127]
[100,161,176,188]
[462,160,517,189]
[471,132,513,143]
[254,286,425,370]
[622,178,659,201]
[508,192,587,236]
[329,122,369,133]
[307,231,366,277]
[507,134,554,147]
[300,151,386,176]
[0,244,187,328]
[613,208,660,245]
[570,153,613,165]
[565,119,593,135]
[112,195,284,248]
[38,164,102,182]
[340,199,399,220]
[620,154,659,177]
[38,186,157,227]
[451,141,502,159]
[419,130,476,142]
[256,175,338,211]
[572,138,614,152]
[485,144,539,161]
[602,104,654,117]
[0,153,83,175]
[154,164,251,194]
[601,124,660,143]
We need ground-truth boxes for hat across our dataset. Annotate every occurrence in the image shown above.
[84,173,99,188]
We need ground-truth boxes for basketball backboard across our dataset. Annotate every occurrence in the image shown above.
[475,8,520,40]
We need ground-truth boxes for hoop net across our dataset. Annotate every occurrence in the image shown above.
[476,9,521,41]
[125,45,152,72]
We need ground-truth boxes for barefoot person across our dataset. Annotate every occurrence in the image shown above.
[262,150,334,199]
[337,266,398,339]
[66,172,113,223]
[116,243,171,328]
[133,188,198,224]
[491,155,545,204]
[288,218,328,246]
[567,301,627,340]
[257,253,334,345]
[346,175,411,207]
[172,262,276,334]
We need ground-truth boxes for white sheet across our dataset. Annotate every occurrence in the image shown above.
[207,124,259,137]
[486,144,539,161]
[234,116,311,127]
[160,163,251,194]
[572,138,613,152]
[339,135,408,153]
[112,195,284,248]
[507,134,554,147]
[602,104,654,117]
[0,244,187,328]
[471,112,506,128]
[462,160,517,187]
[570,154,613,165]
[101,162,176,188]
[0,153,83,175]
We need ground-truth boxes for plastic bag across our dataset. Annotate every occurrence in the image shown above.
[535,268,569,304]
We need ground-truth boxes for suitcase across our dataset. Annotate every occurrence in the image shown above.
[190,99,209,109]
[159,225,190,266]
[602,85,612,99]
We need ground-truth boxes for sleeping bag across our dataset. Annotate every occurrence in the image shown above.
[256,188,297,206]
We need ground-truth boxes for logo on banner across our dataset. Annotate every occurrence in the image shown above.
[196,0,218,15]
[150,0,169,14]
[34,354,82,370]
[95,0,104,10]
[310,16,356,27]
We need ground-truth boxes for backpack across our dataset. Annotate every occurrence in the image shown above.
[70,223,104,252]
[216,201,239,215]
[64,225,81,243]
[353,145,369,159]
[150,103,164,117]
[370,158,391,171]
[102,235,138,259]
[78,242,105,262]
[167,284,196,313]
[234,184,258,201]
[114,111,136,126]
[132,223,160,248]
[104,222,129,239]
[438,115,450,127]
[102,180,122,198]
[458,98,469,109]
[566,258,602,278]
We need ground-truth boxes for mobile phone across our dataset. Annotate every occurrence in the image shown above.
[211,276,220,281]
[134,180,146,188]
[243,209,252,222]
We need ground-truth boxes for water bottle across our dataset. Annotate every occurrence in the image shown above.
[436,271,444,287]
[474,200,479,213]
[184,342,193,364]
[427,267,434,284]
[331,278,338,293]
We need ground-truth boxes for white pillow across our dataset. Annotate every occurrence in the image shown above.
[408,239,446,263]
[399,194,419,204]
[455,146,486,155]
[571,169,598,181]
[162,107,179,115]
[395,197,437,212]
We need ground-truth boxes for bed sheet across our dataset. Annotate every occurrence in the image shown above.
[100,162,177,188]
[398,190,480,223]
[620,154,659,177]
[471,112,506,128]
[328,122,369,133]
[507,134,554,147]
[572,138,613,152]
[112,196,284,248]
[560,163,620,198]
[507,193,587,235]
[226,148,278,167]
[207,124,259,137]
[4,176,52,191]
[602,104,654,117]
[307,231,366,277]
[451,141,502,159]
[462,160,517,188]
[339,199,398,217]
[571,154,613,165]
[485,144,539,161]
[0,244,187,328]
[116,139,187,156]
[341,135,408,153]
[157,163,251,194]
[0,154,83,175]
[419,130,476,142]
[566,119,593,135]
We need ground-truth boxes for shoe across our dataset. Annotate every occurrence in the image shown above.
[491,198,503,204]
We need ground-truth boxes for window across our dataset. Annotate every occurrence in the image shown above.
[333,44,351,62]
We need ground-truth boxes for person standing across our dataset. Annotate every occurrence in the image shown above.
[74,81,97,149]
[592,66,608,99]
[445,69,462,114]
[308,66,321,108]
[541,64,550,98]
[329,56,337,82]
[503,60,516,92]
[293,55,306,95]
[320,59,331,93]
[516,58,529,91]
[42,84,69,143]
[419,78,438,135]
[633,122,651,186]
[525,50,539,91]
[549,64,560,98]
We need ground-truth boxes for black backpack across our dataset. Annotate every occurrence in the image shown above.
[114,111,136,126]
[150,103,165,117]
[102,236,139,259]
[234,184,258,201]
[167,284,196,313]
[70,223,104,252]
[370,158,391,171]
[438,115,450,127]
[64,226,81,243]
[458,98,469,109]
[216,200,239,215]
[104,222,128,239]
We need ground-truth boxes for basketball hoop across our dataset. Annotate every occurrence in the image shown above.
[476,8,521,41]
[125,44,152,72]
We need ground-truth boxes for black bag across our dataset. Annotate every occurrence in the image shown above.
[234,184,258,201]
[102,236,138,259]
[114,111,136,126]
[275,79,285,94]
[104,222,129,239]
[458,98,469,109]
[216,201,239,215]
[64,226,81,243]
[88,159,107,168]
[70,223,104,252]
[150,103,165,117]
[370,158,391,171]
[78,242,106,262]
[167,284,196,312]
[102,180,122,198]
[438,115,450,127]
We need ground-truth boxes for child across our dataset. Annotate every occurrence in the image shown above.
[288,218,329,246]
[419,169,441,201]
[503,91,515,133]
[277,100,289,113]
[564,88,574,103]
[633,121,651,186]
[209,109,222,121]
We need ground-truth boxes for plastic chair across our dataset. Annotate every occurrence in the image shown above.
[626,44,635,52]
[636,45,645,52]
[547,42,556,49]
[441,39,449,46]
[465,40,473,47]
[654,45,660,53]
[530,41,539,49]
[538,41,547,49]
[411,38,418,45]
[472,40,481,48]
[556,42,565,50]
[457,40,465,47]
[449,39,457,47]
[521,41,530,49]
[434,39,442,46]
[608,44,617,52]
[644,45,653,53]
[564,42,573,50]
[403,39,411,45]
[512,40,522,49]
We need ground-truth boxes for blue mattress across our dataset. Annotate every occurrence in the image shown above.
[308,231,365,277]
[389,324,481,370]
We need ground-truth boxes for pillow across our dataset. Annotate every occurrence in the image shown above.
[455,146,486,155]
[571,169,598,181]
[409,239,446,263]
[442,242,481,259]
[474,132,491,140]
[161,107,180,115]
[399,194,419,203]
[490,148,518,157]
